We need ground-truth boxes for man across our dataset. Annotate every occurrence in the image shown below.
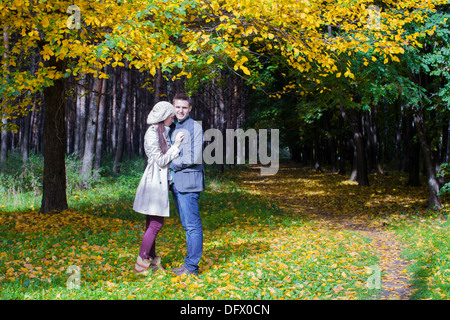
[169,93,205,276]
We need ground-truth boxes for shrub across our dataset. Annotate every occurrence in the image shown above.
[0,151,42,196]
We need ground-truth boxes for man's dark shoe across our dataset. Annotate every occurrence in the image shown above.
[171,265,186,273]
[173,265,198,276]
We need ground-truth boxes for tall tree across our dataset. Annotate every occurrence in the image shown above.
[340,105,370,186]
[75,74,87,157]
[1,28,9,171]
[94,75,108,179]
[413,104,442,209]
[40,55,68,212]
[80,72,102,187]
[113,62,130,174]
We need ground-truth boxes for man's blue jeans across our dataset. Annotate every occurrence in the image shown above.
[171,184,202,273]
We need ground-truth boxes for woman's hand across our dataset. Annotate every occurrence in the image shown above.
[174,132,185,148]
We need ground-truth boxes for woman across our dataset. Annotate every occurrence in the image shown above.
[133,101,184,274]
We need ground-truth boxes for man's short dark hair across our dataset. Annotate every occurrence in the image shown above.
[173,93,191,105]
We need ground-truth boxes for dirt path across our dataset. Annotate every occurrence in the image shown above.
[340,219,413,299]
[235,163,415,300]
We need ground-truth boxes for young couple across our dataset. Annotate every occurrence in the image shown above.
[132,93,204,276]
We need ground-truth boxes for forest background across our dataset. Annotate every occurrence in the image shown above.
[2,0,450,212]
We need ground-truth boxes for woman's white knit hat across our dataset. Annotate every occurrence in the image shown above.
[147,101,174,125]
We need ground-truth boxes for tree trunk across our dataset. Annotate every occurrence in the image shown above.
[75,73,87,157]
[412,105,442,210]
[338,119,347,175]
[80,73,101,187]
[0,118,7,170]
[444,120,450,163]
[110,69,117,153]
[366,106,383,174]
[405,111,421,186]
[21,111,31,162]
[217,77,226,171]
[322,111,336,172]
[153,67,162,105]
[1,28,9,171]
[41,56,68,213]
[20,51,35,161]
[66,88,76,155]
[437,117,448,187]
[126,78,134,157]
[441,118,449,163]
[349,138,358,181]
[94,75,107,180]
[313,131,322,172]
[113,62,130,173]
[341,105,370,186]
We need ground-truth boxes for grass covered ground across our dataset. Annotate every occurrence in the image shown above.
[1,155,449,300]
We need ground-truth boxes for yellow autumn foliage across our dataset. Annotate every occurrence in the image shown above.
[0,0,446,123]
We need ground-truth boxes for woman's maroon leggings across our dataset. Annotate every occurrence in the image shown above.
[138,215,164,260]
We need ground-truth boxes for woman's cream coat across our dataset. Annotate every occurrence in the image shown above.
[133,125,180,216]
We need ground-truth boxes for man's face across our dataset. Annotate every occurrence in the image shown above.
[173,99,192,122]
